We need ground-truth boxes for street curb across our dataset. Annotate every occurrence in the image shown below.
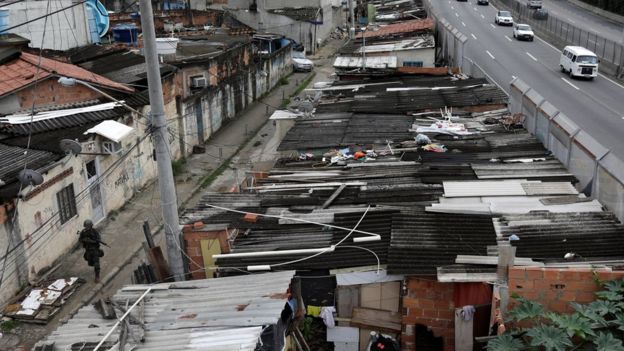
[61,71,315,321]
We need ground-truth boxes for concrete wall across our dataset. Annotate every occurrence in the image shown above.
[0,81,102,115]
[5,0,92,50]
[510,77,624,220]
[395,48,436,67]
[509,266,624,314]
[180,44,292,155]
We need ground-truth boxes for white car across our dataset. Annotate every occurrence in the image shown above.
[495,10,513,26]
[513,24,534,41]
[292,51,313,72]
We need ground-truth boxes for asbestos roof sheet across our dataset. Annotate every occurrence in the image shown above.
[0,52,132,98]
[334,56,398,69]
[84,119,134,143]
[495,212,624,260]
[442,180,578,197]
[36,271,295,351]
[354,37,435,54]
[0,143,59,187]
[355,18,435,39]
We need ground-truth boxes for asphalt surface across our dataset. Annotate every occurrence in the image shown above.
[432,0,624,158]
[542,0,624,44]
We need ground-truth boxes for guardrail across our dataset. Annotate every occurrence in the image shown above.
[424,0,467,68]
[510,77,624,221]
[492,0,624,79]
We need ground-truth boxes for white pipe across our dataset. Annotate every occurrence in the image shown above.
[93,287,152,351]
[353,235,381,243]
[213,245,336,259]
[247,265,272,271]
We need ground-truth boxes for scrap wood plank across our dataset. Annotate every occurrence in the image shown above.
[350,307,401,333]
[321,184,347,209]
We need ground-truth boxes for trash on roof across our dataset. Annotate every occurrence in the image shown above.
[85,120,134,143]
[3,277,81,323]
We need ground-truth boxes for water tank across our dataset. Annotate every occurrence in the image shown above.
[0,9,9,34]
[86,6,101,44]
[112,24,139,46]
[85,0,110,37]
[155,37,179,55]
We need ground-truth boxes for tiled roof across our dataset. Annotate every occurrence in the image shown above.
[356,18,435,39]
[0,52,133,98]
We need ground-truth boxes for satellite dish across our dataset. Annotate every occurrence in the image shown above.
[18,169,44,186]
[60,139,83,155]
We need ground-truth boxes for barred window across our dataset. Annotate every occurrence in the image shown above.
[56,184,77,224]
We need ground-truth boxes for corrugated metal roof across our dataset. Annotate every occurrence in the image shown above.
[442,180,578,197]
[355,18,435,39]
[354,37,435,53]
[35,271,295,351]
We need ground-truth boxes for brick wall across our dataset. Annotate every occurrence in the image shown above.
[509,267,624,314]
[16,80,100,110]
[403,278,455,351]
[182,224,230,280]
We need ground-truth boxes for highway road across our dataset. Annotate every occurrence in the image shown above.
[429,0,624,158]
[542,0,624,44]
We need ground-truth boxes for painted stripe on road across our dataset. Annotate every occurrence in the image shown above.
[490,23,496,28]
[456,12,459,17]
[486,50,495,59]
[567,17,575,24]
[474,7,478,11]
[481,14,485,19]
[505,36,512,42]
[561,78,580,90]
[526,52,538,61]
[512,75,517,79]
[462,21,466,27]
[536,36,560,52]
[471,33,477,40]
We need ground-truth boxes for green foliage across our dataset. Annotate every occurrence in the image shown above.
[488,278,624,350]
[171,157,187,176]
[279,77,289,86]
[0,320,19,332]
[546,312,595,339]
[594,331,624,351]
[507,296,544,322]
[526,325,573,351]
[485,334,524,351]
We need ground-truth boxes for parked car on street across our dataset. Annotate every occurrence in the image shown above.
[477,0,489,5]
[533,8,549,20]
[292,51,313,72]
[527,0,542,9]
[495,10,514,26]
[513,24,534,41]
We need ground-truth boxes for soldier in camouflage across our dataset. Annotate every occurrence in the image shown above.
[79,219,104,282]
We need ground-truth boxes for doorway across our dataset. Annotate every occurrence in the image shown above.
[85,159,105,223]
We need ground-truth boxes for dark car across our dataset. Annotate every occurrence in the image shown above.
[456,0,468,2]
[533,8,549,20]
[477,0,489,5]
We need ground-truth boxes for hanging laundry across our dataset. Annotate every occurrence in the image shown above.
[306,305,321,317]
[460,305,476,321]
[319,306,336,328]
[422,143,447,152]
[353,151,366,160]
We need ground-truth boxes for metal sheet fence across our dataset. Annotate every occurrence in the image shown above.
[510,77,624,221]
[494,0,624,78]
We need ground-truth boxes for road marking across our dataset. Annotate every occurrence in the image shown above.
[471,33,478,40]
[567,17,575,24]
[462,21,466,27]
[505,36,512,42]
[561,78,580,90]
[451,6,455,10]
[474,7,477,11]
[512,75,517,79]
[526,52,538,61]
[490,23,496,28]
[481,14,485,19]
[599,73,624,90]
[536,36,560,52]
[486,50,495,59]
[455,12,459,17]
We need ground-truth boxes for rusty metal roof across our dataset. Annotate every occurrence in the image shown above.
[356,18,435,40]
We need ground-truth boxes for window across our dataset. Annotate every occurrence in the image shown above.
[102,141,123,155]
[57,184,77,224]
[403,61,423,67]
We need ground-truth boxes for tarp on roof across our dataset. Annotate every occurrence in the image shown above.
[84,120,134,143]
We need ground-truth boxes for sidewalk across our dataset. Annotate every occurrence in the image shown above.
[3,37,346,351]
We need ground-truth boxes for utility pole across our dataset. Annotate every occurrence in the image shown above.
[139,0,185,281]
[348,0,356,39]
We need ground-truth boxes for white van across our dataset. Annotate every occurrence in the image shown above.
[560,46,599,79]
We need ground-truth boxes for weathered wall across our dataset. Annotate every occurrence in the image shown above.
[180,43,291,154]
[5,1,92,50]
[509,266,624,314]
[0,81,101,115]
[403,278,456,351]
[182,224,230,280]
